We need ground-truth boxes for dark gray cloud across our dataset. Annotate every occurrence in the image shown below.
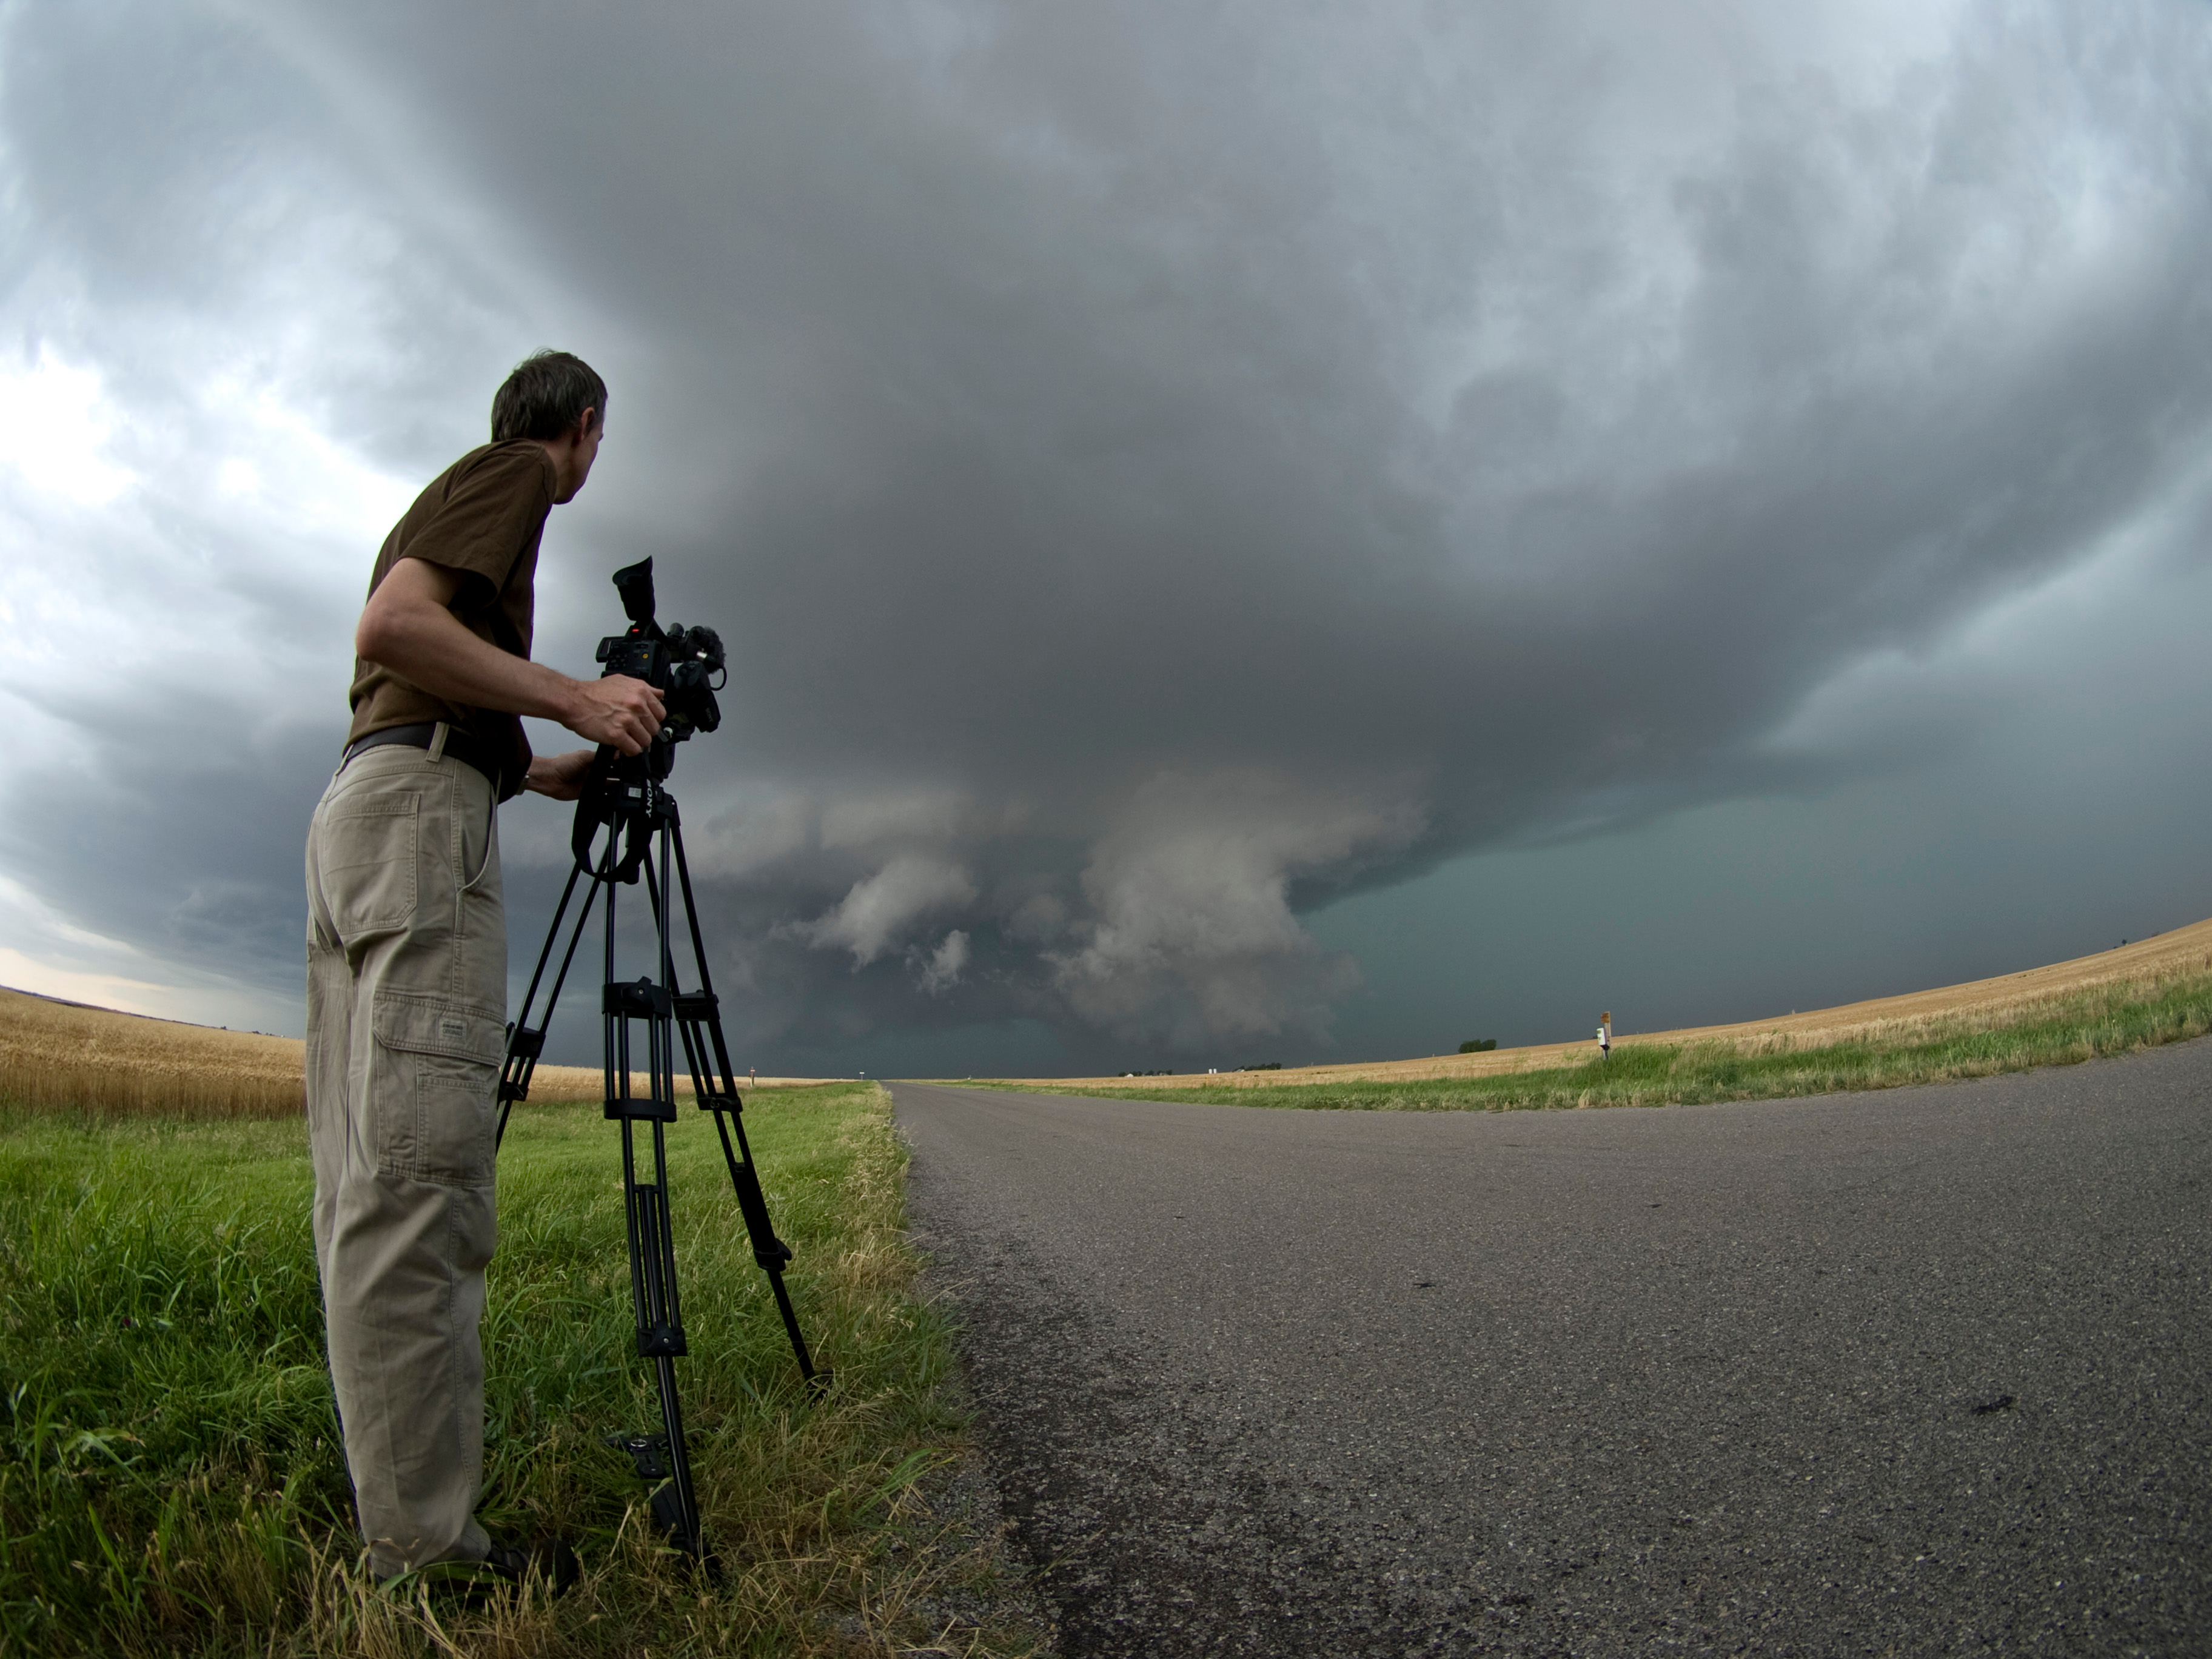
[3,1,2210,1068]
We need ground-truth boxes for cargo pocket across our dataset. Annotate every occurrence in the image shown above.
[370,993,504,1187]
[320,793,421,939]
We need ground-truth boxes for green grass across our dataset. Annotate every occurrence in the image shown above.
[0,1084,1045,1658]
[993,974,2212,1113]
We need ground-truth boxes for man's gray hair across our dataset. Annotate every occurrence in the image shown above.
[491,350,608,443]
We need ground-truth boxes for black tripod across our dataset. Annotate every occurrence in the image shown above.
[495,749,826,1564]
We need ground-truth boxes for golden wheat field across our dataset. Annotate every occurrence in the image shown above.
[1000,914,2212,1091]
[0,985,833,1119]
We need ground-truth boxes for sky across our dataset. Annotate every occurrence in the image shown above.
[2,0,2209,1077]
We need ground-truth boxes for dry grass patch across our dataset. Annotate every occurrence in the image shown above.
[996,970,2212,1114]
[995,916,2212,1093]
[0,987,304,1118]
[0,986,840,1120]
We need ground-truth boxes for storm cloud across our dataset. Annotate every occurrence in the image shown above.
[4,1,2210,1069]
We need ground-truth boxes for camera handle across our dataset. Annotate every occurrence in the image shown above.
[568,739,675,879]
[495,773,829,1568]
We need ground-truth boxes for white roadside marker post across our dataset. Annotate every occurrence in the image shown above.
[1597,1010,1612,1061]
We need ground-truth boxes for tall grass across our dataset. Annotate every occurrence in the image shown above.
[0,1085,1045,1658]
[1011,973,2212,1113]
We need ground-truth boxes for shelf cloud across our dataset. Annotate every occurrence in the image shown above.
[4,1,2210,1067]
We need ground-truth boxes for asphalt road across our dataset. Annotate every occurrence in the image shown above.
[891,1045,2211,1657]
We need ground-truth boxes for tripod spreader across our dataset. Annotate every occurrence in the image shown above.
[494,768,828,1567]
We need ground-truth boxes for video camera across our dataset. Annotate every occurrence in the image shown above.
[571,558,726,876]
[595,557,726,755]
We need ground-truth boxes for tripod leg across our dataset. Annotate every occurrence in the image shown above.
[497,856,598,1149]
[711,1108,826,1389]
[617,1114,705,1558]
[603,863,710,1562]
[651,827,830,1391]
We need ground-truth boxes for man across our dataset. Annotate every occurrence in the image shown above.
[303,350,664,1589]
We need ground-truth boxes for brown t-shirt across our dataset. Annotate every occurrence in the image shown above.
[346,441,557,799]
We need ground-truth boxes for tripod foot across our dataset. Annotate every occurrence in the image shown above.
[645,1490,720,1580]
[609,1433,714,1568]
[805,1366,835,1401]
[606,1432,672,1481]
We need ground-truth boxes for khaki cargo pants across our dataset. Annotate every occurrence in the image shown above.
[304,738,505,1578]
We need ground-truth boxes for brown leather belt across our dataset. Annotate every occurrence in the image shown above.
[341,723,503,791]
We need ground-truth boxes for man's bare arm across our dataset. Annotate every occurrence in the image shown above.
[355,557,665,756]
[521,748,598,801]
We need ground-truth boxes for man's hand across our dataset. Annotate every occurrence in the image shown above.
[355,557,666,756]
[568,673,666,756]
[524,749,599,802]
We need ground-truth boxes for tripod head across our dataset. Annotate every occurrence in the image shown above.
[574,558,728,877]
